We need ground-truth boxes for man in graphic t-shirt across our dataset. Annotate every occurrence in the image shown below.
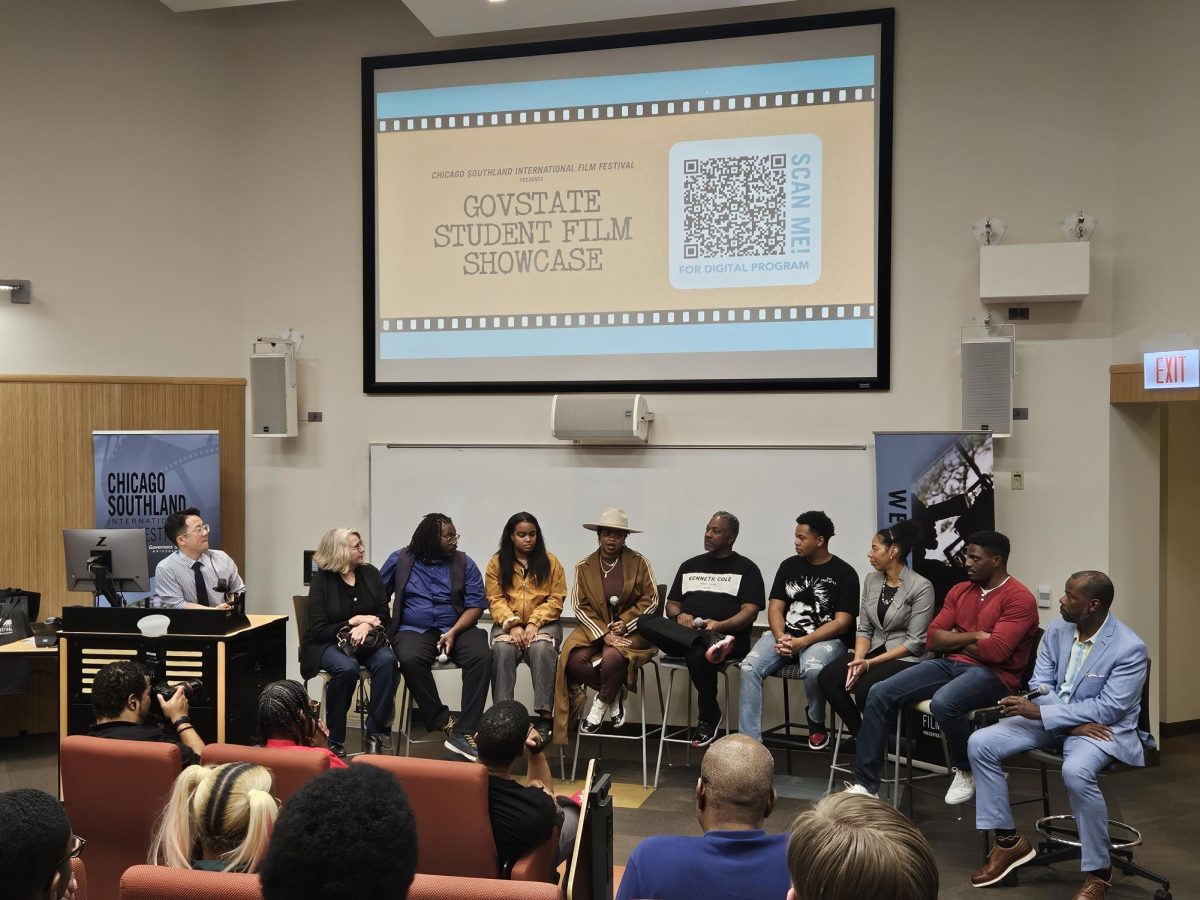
[636,511,765,747]
[738,510,859,749]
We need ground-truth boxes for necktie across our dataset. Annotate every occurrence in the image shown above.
[192,560,209,606]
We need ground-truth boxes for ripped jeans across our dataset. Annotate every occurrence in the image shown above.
[737,632,844,742]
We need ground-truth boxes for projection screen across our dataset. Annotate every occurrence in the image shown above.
[363,11,893,393]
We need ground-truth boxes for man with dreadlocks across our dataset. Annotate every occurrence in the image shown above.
[258,680,348,769]
[381,512,490,761]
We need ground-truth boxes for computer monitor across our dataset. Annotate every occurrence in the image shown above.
[63,528,151,608]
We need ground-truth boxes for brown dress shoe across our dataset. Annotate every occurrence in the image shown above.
[1072,874,1111,899]
[971,834,1036,887]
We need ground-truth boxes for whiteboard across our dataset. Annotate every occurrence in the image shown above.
[369,444,875,621]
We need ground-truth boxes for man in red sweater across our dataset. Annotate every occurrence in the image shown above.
[843,531,1038,805]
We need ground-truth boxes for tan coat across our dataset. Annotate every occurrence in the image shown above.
[552,547,660,745]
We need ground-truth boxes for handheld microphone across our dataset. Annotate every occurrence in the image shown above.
[977,684,1049,715]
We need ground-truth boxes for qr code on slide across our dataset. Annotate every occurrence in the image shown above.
[669,134,822,290]
[682,154,787,259]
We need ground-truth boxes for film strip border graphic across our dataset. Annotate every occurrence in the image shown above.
[381,302,875,334]
[377,85,875,134]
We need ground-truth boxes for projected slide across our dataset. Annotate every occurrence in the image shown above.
[364,13,892,391]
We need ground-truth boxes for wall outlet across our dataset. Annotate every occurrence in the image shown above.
[1037,585,1052,609]
[1011,471,1024,490]
[305,411,323,422]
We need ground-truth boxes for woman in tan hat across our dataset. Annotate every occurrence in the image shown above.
[551,508,660,745]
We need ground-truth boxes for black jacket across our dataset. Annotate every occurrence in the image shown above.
[301,564,388,679]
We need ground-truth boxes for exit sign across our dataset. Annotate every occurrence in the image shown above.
[1144,349,1200,389]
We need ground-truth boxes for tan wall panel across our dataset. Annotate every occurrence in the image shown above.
[0,378,244,619]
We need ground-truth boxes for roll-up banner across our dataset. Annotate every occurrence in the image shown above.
[874,431,995,781]
[92,431,221,606]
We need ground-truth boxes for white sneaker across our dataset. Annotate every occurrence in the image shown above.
[945,768,975,804]
[842,782,879,799]
[581,696,610,733]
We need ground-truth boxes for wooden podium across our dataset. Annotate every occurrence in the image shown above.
[59,608,286,745]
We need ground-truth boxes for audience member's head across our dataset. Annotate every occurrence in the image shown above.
[476,700,531,769]
[796,509,835,543]
[0,789,77,900]
[786,793,938,900]
[313,527,364,576]
[257,680,318,745]
[696,734,776,829]
[260,764,418,900]
[149,762,278,873]
[91,659,152,722]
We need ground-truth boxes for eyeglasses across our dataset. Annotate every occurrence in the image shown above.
[57,834,86,868]
[442,532,461,543]
[188,523,211,535]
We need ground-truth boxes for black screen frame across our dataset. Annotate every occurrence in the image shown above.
[362,9,894,395]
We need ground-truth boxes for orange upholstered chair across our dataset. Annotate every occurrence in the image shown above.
[352,755,558,883]
[71,857,90,900]
[119,865,261,900]
[60,735,182,900]
[409,873,563,899]
[200,742,328,803]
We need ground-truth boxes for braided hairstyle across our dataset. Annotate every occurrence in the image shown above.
[149,762,277,874]
[406,512,453,563]
[257,680,315,746]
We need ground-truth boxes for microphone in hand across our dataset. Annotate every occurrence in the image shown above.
[978,684,1050,716]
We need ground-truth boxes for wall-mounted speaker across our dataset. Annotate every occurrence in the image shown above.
[962,335,1014,437]
[250,353,298,438]
[551,394,653,444]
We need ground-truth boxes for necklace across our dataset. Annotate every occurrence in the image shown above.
[599,556,619,576]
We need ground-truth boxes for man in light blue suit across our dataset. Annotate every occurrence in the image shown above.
[966,570,1148,900]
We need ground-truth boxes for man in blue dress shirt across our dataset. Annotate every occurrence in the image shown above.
[382,512,490,761]
[967,570,1149,900]
[617,734,790,900]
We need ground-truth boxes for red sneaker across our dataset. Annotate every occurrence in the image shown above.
[705,634,735,663]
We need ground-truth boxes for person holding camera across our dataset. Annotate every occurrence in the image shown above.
[155,507,245,610]
[301,528,397,756]
[88,659,205,768]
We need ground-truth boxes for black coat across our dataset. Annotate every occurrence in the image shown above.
[300,564,388,680]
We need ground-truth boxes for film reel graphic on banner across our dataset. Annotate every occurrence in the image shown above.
[93,431,222,603]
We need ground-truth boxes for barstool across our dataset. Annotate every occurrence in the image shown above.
[393,658,462,756]
[653,656,739,788]
[572,661,664,789]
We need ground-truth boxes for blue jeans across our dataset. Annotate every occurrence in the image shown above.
[320,642,398,745]
[738,632,844,742]
[853,658,1006,793]
[969,718,1116,871]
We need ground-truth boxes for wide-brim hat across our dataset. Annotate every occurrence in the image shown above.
[582,507,641,534]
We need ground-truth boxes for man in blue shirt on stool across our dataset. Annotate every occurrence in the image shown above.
[382,512,490,761]
[617,734,790,900]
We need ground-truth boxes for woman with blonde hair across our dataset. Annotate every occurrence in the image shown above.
[301,527,397,756]
[149,762,278,873]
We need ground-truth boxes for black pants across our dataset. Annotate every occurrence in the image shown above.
[393,627,491,734]
[817,649,917,736]
[635,616,749,724]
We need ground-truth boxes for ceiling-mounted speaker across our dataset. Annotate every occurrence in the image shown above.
[551,394,653,444]
[962,335,1014,437]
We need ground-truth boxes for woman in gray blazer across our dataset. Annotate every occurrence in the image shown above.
[817,520,934,736]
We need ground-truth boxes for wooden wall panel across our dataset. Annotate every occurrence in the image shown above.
[0,377,244,619]
[1111,363,1200,404]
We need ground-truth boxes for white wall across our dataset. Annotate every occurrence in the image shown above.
[1,0,1192,725]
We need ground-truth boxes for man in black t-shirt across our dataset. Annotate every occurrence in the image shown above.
[87,660,204,768]
[477,700,577,871]
[636,511,766,747]
[738,510,859,749]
